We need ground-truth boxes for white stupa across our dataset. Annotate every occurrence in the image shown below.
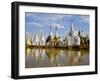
[25,32,31,46]
[31,34,39,45]
[39,33,45,46]
[64,21,80,46]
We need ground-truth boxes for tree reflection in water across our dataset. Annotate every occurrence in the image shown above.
[25,48,89,68]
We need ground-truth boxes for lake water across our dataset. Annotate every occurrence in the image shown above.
[25,48,89,68]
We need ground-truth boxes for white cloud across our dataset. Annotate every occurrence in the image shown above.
[51,23,64,29]
[42,14,73,22]
[26,22,42,27]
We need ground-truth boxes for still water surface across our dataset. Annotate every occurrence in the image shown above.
[25,48,89,68]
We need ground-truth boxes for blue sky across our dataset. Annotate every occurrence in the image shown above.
[25,12,89,38]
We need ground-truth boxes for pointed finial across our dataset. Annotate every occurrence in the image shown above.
[55,26,57,30]
[50,25,51,29]
[49,25,53,36]
[71,19,74,29]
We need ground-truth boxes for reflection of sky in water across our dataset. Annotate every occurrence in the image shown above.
[25,48,89,68]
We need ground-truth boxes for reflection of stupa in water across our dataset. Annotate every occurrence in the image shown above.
[25,47,89,68]
[45,48,59,64]
[31,48,47,63]
[63,50,82,65]
[45,49,67,66]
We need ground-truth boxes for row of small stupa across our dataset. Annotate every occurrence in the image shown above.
[26,22,88,47]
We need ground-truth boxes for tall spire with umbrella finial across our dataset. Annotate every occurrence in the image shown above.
[55,26,58,37]
[46,25,53,43]
[49,25,53,36]
[69,20,75,36]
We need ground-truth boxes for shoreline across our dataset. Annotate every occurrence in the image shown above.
[26,45,89,49]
